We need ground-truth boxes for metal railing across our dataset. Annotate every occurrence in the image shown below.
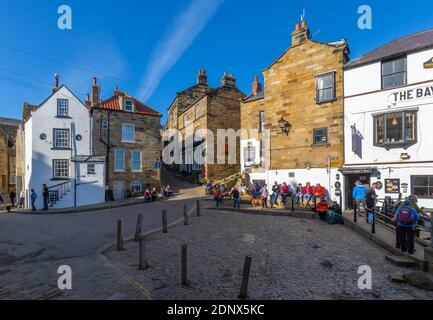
[353,199,432,249]
[48,181,71,206]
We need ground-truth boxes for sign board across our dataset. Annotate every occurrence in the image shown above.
[339,168,373,175]
[155,162,161,169]
[424,57,433,69]
[385,179,400,194]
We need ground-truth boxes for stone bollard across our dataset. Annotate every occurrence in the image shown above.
[183,204,189,226]
[197,200,201,217]
[138,237,149,270]
[135,214,143,242]
[162,210,168,234]
[238,256,252,299]
[181,244,189,286]
[116,219,124,251]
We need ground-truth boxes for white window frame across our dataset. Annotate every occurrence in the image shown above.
[122,123,135,143]
[131,181,143,193]
[57,99,69,117]
[316,72,336,104]
[87,163,96,175]
[53,129,70,149]
[114,149,125,172]
[124,99,134,112]
[131,150,142,172]
[53,160,69,179]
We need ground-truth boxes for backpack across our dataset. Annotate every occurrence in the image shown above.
[398,206,415,225]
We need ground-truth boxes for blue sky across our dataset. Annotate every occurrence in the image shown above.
[0,0,432,124]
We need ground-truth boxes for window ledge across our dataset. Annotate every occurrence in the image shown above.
[51,178,70,181]
[55,116,72,119]
[121,140,136,144]
[51,147,72,151]
[316,98,337,105]
[311,143,331,148]
[375,141,417,150]
[114,170,126,173]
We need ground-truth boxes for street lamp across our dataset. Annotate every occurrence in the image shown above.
[278,117,292,135]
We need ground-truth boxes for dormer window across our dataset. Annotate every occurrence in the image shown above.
[57,99,69,117]
[124,99,134,112]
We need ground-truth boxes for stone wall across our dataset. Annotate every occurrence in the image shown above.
[92,108,161,192]
[243,39,347,171]
[0,124,18,193]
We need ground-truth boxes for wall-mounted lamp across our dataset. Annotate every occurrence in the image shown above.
[278,117,292,135]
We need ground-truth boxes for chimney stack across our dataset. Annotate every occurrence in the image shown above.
[85,94,91,109]
[292,19,310,47]
[197,68,208,85]
[114,85,121,96]
[91,77,100,106]
[252,75,262,95]
[52,74,59,93]
[221,72,236,88]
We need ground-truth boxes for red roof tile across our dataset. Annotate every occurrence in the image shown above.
[96,92,161,116]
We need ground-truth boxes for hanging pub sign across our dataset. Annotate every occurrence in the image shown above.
[385,179,400,194]
[424,57,433,69]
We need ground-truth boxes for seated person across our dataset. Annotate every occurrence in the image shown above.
[213,188,223,207]
[144,189,152,202]
[252,183,261,199]
[280,182,291,204]
[151,187,158,202]
[303,182,314,207]
[164,185,174,197]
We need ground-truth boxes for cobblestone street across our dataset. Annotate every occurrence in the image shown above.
[106,209,433,300]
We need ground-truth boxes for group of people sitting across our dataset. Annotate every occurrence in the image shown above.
[251,181,328,209]
[210,181,330,210]
[144,185,174,202]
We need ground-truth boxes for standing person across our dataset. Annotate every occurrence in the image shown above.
[18,190,26,209]
[352,181,366,214]
[9,190,16,208]
[252,183,261,199]
[30,189,38,212]
[365,183,378,223]
[231,187,241,209]
[260,184,269,209]
[42,184,49,211]
[270,181,280,208]
[393,200,419,255]
[392,193,403,249]
[303,182,314,208]
[295,183,304,205]
[0,193,4,211]
[151,187,158,202]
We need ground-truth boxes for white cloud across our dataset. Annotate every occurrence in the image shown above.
[139,0,225,101]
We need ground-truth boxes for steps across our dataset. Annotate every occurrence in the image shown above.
[385,255,417,268]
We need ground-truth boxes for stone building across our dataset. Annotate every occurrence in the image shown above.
[90,78,162,200]
[0,117,20,194]
[240,19,350,200]
[166,69,245,183]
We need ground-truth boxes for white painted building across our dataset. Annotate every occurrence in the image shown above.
[21,76,105,209]
[343,28,433,210]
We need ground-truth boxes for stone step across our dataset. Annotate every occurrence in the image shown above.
[385,255,417,268]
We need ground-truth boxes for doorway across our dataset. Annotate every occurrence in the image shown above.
[113,180,125,200]
[345,174,371,209]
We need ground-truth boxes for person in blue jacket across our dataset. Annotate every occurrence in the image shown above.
[352,181,366,214]
[393,200,419,255]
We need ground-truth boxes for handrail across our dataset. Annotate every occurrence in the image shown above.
[48,180,71,190]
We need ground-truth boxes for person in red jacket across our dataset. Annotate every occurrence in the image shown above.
[303,182,314,207]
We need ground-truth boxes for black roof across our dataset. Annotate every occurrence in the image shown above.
[0,117,20,127]
[345,28,433,69]
[243,91,264,103]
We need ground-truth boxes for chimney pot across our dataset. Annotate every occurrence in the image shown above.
[197,68,208,85]
[91,77,100,106]
[252,75,262,95]
[301,20,307,29]
[296,23,301,31]
[52,74,59,93]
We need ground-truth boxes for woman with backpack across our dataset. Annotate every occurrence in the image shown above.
[393,200,419,255]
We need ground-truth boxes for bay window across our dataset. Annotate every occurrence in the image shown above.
[373,111,417,148]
